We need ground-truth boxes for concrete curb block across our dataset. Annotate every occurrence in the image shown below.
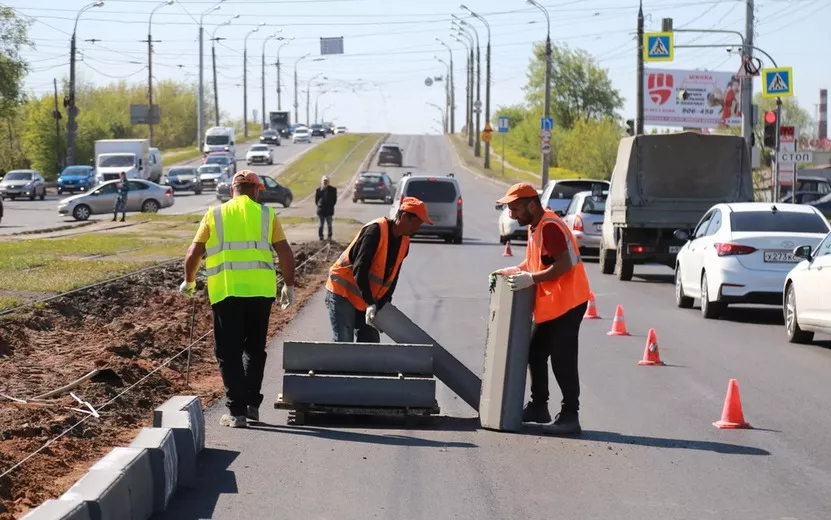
[152,396,205,488]
[129,427,179,512]
[19,499,91,520]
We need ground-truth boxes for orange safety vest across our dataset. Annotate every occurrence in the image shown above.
[526,209,591,323]
[325,217,409,312]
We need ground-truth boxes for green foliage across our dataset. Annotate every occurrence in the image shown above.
[0,7,32,119]
[556,118,622,179]
[753,94,813,138]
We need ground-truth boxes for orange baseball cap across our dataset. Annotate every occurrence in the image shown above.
[496,182,539,204]
[232,170,265,190]
[400,196,433,225]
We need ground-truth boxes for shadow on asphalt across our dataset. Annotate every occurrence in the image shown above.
[153,448,240,519]
[524,430,771,455]
[633,274,675,284]
[717,306,783,325]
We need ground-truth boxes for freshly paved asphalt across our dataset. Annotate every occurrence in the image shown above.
[157,135,831,520]
[0,138,321,235]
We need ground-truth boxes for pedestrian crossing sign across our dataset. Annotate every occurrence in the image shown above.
[644,32,673,62]
[761,67,793,99]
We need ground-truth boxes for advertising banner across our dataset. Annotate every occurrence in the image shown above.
[644,68,742,129]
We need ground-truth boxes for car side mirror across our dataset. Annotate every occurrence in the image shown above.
[495,203,504,211]
[554,210,565,217]
[793,245,812,261]
[674,229,690,241]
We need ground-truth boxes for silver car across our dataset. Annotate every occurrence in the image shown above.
[198,164,225,190]
[561,190,607,255]
[58,179,175,221]
[0,169,48,201]
[388,172,463,244]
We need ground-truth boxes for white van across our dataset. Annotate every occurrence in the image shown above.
[203,126,236,156]
[148,147,163,183]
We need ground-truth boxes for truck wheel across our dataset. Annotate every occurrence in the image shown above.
[700,272,722,319]
[614,238,633,281]
[599,241,614,275]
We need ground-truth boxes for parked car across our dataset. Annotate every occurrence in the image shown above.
[198,164,225,190]
[561,190,607,255]
[57,165,97,195]
[353,171,394,204]
[310,124,327,138]
[259,129,281,146]
[539,179,610,216]
[216,174,293,207]
[293,127,311,143]
[389,172,462,244]
[58,179,174,221]
[378,143,403,167]
[202,151,236,176]
[164,166,203,194]
[673,202,831,319]
[0,169,47,200]
[496,188,543,244]
[783,229,831,343]
[246,144,274,165]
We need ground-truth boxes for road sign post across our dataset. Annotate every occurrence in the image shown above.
[540,117,553,131]
[643,31,674,62]
[497,116,509,176]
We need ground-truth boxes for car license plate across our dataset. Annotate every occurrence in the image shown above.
[594,223,602,232]
[669,246,681,254]
[764,250,799,263]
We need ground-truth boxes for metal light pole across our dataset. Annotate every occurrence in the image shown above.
[320,103,334,122]
[66,1,104,167]
[315,89,336,123]
[197,1,223,152]
[276,38,294,111]
[461,5,491,168]
[528,0,551,188]
[260,32,279,129]
[211,15,239,127]
[242,23,264,138]
[294,53,310,123]
[427,102,446,133]
[454,29,475,147]
[306,74,326,125]
[435,38,455,134]
[453,17,480,157]
[147,0,173,147]
[452,36,470,141]
[434,57,450,134]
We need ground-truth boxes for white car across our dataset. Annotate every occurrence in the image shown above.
[783,230,831,344]
[293,128,311,143]
[496,189,543,244]
[246,144,273,165]
[335,126,347,134]
[673,202,831,319]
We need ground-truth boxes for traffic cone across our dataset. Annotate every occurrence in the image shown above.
[713,379,752,429]
[637,328,665,366]
[583,292,601,319]
[606,305,631,336]
[502,241,513,257]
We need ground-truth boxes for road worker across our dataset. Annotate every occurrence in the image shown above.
[492,182,591,435]
[325,196,432,342]
[179,170,296,428]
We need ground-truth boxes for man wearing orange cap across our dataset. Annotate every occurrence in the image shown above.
[180,170,296,428]
[493,182,591,435]
[325,196,432,342]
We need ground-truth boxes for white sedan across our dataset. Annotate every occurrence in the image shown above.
[784,230,831,343]
[673,202,831,319]
[246,144,273,165]
[293,128,311,143]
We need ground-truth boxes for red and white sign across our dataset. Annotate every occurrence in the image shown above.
[644,68,742,129]
[778,126,796,187]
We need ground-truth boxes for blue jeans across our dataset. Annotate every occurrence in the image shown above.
[324,290,380,343]
[318,215,333,239]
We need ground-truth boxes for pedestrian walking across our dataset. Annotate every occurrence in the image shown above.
[315,175,337,240]
[113,171,128,222]
[179,170,297,428]
[324,196,432,342]
[491,182,591,435]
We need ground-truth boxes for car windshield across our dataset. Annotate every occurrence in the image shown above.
[404,180,456,203]
[312,125,323,129]
[4,171,33,181]
[61,166,90,176]
[359,175,383,184]
[206,135,229,145]
[205,156,229,165]
[551,181,608,200]
[169,168,195,176]
[729,210,830,234]
[581,197,606,214]
[199,166,222,173]
[263,130,276,135]
[382,145,399,151]
[99,155,134,168]
[250,146,268,151]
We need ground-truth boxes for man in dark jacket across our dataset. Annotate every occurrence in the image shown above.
[315,176,337,240]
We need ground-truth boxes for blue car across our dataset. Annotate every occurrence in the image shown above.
[57,165,97,194]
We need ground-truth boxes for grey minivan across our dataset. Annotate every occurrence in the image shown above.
[388,172,463,244]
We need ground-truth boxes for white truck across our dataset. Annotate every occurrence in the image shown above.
[94,139,152,183]
[203,126,236,156]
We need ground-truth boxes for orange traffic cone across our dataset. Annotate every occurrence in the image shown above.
[502,241,513,257]
[583,292,601,320]
[713,379,752,429]
[606,305,631,336]
[638,328,665,366]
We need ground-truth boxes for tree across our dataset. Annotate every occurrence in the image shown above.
[493,104,529,128]
[523,42,623,130]
[557,118,621,179]
[0,7,32,119]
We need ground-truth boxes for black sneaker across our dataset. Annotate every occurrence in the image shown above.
[542,412,582,435]
[522,401,552,424]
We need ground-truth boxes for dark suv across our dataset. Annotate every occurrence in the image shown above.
[260,129,281,145]
[353,172,394,204]
[378,143,403,167]
[310,124,327,138]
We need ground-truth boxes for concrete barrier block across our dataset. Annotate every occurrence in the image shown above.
[86,447,153,520]
[59,467,131,520]
[283,341,434,375]
[129,427,178,512]
[19,499,91,520]
[152,396,204,488]
[283,374,436,407]
[152,395,205,453]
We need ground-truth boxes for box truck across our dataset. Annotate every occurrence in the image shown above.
[94,139,152,183]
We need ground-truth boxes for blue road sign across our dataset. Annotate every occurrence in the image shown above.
[498,116,509,133]
[644,31,673,62]
[761,67,793,98]
[540,117,553,131]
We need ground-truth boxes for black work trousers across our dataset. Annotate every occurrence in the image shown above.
[211,296,274,416]
[528,301,588,416]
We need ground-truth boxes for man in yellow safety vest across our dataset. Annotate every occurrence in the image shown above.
[179,170,296,428]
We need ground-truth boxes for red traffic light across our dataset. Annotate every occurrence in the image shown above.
[764,111,777,124]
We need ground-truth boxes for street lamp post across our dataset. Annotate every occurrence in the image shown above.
[315,89,336,123]
[434,56,450,134]
[242,23,264,138]
[453,30,474,147]
[452,36,471,142]
[435,38,455,134]
[211,14,239,127]
[67,1,104,167]
[295,54,325,124]
[460,5,491,168]
[276,38,294,110]
[426,102,446,132]
[197,1,223,152]
[527,0,552,188]
[147,0,173,147]
[306,74,326,125]
[260,32,279,129]
[452,17,480,157]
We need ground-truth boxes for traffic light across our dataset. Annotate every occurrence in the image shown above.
[625,119,635,136]
[763,110,777,148]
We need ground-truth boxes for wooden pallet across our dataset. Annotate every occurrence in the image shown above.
[274,393,440,426]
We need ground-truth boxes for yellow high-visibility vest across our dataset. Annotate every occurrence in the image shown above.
[203,196,276,305]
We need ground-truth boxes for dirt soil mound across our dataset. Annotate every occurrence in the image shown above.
[0,241,343,519]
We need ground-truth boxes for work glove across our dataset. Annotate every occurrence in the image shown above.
[365,304,377,327]
[488,266,522,293]
[280,285,295,310]
[179,280,196,298]
[507,272,535,292]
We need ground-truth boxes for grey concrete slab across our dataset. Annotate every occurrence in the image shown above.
[129,427,178,513]
[282,374,437,407]
[479,276,535,432]
[86,447,153,520]
[59,467,131,520]
[282,340,434,375]
[374,302,482,410]
[152,395,205,454]
[152,396,203,488]
[19,499,91,520]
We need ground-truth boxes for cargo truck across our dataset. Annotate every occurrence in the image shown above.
[269,111,292,138]
[599,132,753,281]
[94,139,152,183]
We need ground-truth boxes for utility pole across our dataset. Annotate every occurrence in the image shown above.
[53,78,63,172]
[242,25,262,139]
[742,0,754,152]
[274,62,280,112]
[484,36,491,168]
[528,0,552,187]
[636,1,645,135]
[67,1,104,167]
[147,1,172,147]
[276,39,293,112]
[468,45,473,146]
[294,53,309,124]
[212,42,220,126]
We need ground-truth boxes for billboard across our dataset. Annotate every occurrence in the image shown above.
[644,68,742,129]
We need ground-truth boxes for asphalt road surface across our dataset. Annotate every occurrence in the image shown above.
[0,139,320,236]
[157,135,831,520]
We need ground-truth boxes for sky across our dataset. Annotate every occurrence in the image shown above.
[9,0,830,137]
